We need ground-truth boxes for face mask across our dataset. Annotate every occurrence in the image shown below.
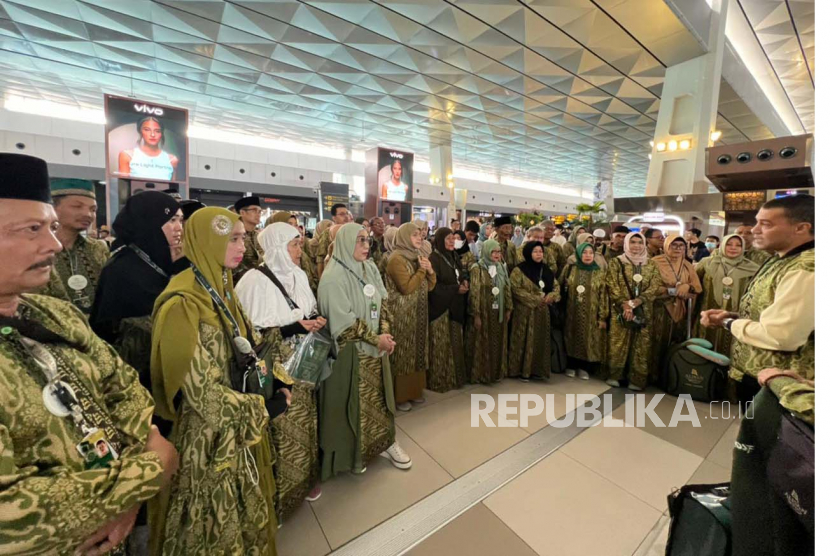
[454,239,464,249]
[705,242,717,250]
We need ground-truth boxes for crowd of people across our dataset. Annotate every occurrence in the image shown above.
[0,152,814,556]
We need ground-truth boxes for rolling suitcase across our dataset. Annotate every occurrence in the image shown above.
[661,299,728,403]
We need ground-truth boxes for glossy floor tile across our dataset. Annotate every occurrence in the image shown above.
[484,452,662,556]
[406,503,540,556]
[688,459,732,485]
[561,421,702,510]
[395,389,530,478]
[310,427,453,549]
[706,418,742,469]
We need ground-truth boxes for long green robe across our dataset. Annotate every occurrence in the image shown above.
[0,295,164,555]
[466,265,513,384]
[319,303,396,480]
[149,318,278,556]
[602,258,661,388]
[693,266,755,355]
[561,264,608,363]
[260,328,318,523]
[508,268,558,380]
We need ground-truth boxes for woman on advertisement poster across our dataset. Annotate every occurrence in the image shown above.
[117,116,179,181]
[381,159,409,201]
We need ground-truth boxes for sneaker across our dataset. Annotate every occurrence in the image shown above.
[412,397,426,404]
[565,369,576,378]
[519,377,530,383]
[305,485,322,502]
[351,466,367,475]
[605,379,621,387]
[629,384,643,392]
[381,442,412,470]
[578,369,590,380]
[396,402,412,412]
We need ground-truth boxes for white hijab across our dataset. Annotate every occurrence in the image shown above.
[236,222,317,329]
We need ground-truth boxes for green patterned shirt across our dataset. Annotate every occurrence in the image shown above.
[0,294,163,555]
[41,235,110,314]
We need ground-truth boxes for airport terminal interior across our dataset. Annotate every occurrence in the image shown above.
[0,0,816,555]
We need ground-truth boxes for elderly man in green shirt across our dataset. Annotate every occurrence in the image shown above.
[0,154,178,555]
[40,179,110,314]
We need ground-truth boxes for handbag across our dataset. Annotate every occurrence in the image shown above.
[666,482,732,555]
[616,266,646,330]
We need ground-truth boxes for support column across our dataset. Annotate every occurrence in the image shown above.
[429,144,455,225]
[645,0,729,196]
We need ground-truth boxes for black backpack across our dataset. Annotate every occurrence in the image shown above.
[662,342,728,403]
[666,483,731,556]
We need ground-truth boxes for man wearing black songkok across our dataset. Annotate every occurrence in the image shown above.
[493,215,519,273]
[233,195,264,281]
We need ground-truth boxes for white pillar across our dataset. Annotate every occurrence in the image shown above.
[645,0,729,196]
[429,144,455,225]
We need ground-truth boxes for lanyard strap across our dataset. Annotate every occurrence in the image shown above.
[435,251,460,283]
[129,245,168,278]
[333,257,368,289]
[192,265,241,337]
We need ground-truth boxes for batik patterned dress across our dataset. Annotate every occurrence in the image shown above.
[602,258,661,388]
[40,236,110,313]
[0,295,164,555]
[151,320,278,556]
[466,265,513,384]
[561,265,608,363]
[233,229,264,282]
[508,269,558,380]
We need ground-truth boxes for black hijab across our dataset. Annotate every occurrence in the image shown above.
[454,230,470,255]
[428,227,466,323]
[90,191,181,341]
[518,241,555,294]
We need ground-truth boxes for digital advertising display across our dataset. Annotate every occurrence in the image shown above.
[105,94,188,184]
[377,147,414,203]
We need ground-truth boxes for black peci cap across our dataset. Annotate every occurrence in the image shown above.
[0,153,51,203]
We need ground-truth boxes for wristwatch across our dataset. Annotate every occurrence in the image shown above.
[722,318,735,332]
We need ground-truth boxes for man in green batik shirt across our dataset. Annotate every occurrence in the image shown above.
[39,179,110,314]
[316,202,351,276]
[0,153,178,555]
[493,215,519,274]
[232,195,264,282]
[701,195,814,403]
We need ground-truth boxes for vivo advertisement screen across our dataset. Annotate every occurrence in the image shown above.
[378,148,414,203]
[105,95,188,184]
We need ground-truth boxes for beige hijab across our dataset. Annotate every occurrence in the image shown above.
[412,219,432,256]
[393,222,422,262]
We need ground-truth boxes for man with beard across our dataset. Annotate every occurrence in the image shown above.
[0,154,178,555]
[39,179,110,314]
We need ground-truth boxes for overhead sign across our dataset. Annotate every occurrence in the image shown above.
[643,212,666,222]
[319,181,350,218]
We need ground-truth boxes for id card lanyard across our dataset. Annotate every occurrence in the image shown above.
[333,257,379,320]
[192,265,242,337]
[129,244,168,278]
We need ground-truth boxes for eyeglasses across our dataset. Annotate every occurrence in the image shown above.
[356,237,374,247]
[670,243,686,249]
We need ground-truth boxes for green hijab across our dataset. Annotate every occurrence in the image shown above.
[575,242,600,271]
[318,223,388,356]
[698,233,760,304]
[477,239,509,323]
[150,207,250,421]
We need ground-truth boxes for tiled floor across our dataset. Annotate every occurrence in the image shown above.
[277,377,740,556]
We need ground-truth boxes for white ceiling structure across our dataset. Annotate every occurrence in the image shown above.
[0,0,809,197]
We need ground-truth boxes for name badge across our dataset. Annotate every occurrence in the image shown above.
[77,428,118,470]
[370,302,379,320]
[363,284,376,297]
[67,274,88,291]
[491,301,499,310]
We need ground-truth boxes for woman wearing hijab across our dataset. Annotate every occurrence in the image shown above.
[264,211,318,293]
[603,232,662,390]
[565,232,607,269]
[467,239,513,384]
[509,241,560,382]
[694,234,759,354]
[236,222,326,520]
[385,222,436,411]
[323,223,344,268]
[317,223,412,476]
[561,243,607,379]
[453,230,476,273]
[377,225,398,278]
[651,235,703,377]
[90,191,184,387]
[427,228,469,392]
[308,219,332,267]
[149,207,285,555]
[561,225,587,258]
[413,219,432,257]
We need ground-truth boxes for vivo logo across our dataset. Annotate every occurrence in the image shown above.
[389,151,404,159]
[134,104,164,116]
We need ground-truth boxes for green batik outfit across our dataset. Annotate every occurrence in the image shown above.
[694,266,757,356]
[602,258,661,388]
[516,243,559,277]
[508,268,559,380]
[497,238,519,274]
[315,229,332,270]
[561,264,608,363]
[149,208,278,556]
[0,294,164,555]
[41,235,110,314]
[729,247,815,383]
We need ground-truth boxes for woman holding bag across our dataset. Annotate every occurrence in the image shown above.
[602,232,661,391]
